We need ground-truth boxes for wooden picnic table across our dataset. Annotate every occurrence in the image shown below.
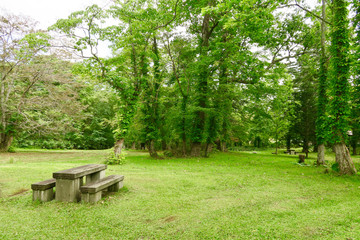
[288,149,296,155]
[53,164,107,202]
[283,149,297,155]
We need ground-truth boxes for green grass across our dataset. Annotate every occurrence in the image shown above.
[1,149,360,239]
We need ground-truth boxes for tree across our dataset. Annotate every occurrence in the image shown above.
[51,0,181,158]
[51,3,138,157]
[327,0,356,174]
[268,76,294,154]
[0,14,47,151]
[292,55,318,158]
[350,0,360,155]
[316,0,328,165]
[0,14,82,152]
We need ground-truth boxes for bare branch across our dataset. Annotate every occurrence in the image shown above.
[154,0,180,30]
[283,2,331,25]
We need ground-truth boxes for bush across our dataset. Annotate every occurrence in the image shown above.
[331,162,339,172]
[105,152,127,165]
[7,146,16,153]
[163,150,173,157]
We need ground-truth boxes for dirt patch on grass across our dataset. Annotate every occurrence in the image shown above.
[163,216,177,222]
[9,188,29,197]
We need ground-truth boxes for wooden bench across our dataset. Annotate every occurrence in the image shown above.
[31,178,56,202]
[80,175,124,203]
[53,164,107,202]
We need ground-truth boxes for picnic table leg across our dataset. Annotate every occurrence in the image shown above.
[108,181,123,192]
[55,178,82,202]
[81,192,102,203]
[86,170,105,184]
[33,189,54,202]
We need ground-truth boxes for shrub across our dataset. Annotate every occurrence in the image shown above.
[105,152,127,165]
[7,146,16,153]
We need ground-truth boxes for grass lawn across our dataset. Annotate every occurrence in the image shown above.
[1,149,360,239]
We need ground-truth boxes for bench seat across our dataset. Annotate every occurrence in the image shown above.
[31,178,56,202]
[80,175,124,203]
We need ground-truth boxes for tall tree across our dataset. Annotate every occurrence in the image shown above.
[293,55,317,158]
[316,0,328,165]
[351,0,360,155]
[327,0,356,174]
[51,3,141,157]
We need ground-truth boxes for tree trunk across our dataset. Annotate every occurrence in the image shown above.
[313,142,318,153]
[302,140,309,158]
[0,133,13,152]
[182,139,187,156]
[192,6,214,154]
[299,155,306,163]
[161,140,167,151]
[333,143,357,175]
[131,142,136,150]
[286,134,291,151]
[275,130,278,154]
[221,141,227,152]
[317,144,326,166]
[148,140,158,158]
[316,0,328,165]
[114,138,124,158]
[191,142,202,157]
[204,143,210,157]
[216,140,227,152]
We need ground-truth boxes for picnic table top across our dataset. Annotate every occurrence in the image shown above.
[53,164,107,180]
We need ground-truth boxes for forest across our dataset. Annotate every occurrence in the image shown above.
[1,0,360,175]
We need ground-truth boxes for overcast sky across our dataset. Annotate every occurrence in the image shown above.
[2,0,317,30]
[1,0,113,30]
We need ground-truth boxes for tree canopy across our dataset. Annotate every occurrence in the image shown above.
[2,0,360,174]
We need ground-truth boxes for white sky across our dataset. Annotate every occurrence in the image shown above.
[1,0,317,30]
[1,0,113,30]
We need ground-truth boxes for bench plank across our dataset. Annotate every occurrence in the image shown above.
[81,175,124,194]
[53,164,107,180]
[31,178,56,191]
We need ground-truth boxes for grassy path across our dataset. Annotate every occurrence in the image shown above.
[1,149,360,239]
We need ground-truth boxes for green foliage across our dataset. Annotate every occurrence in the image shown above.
[291,53,319,151]
[350,0,360,151]
[105,152,127,165]
[316,54,329,145]
[316,0,329,147]
[50,5,108,52]
[7,146,16,153]
[19,32,51,51]
[41,0,360,156]
[331,162,340,172]
[13,64,117,150]
[327,0,351,144]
